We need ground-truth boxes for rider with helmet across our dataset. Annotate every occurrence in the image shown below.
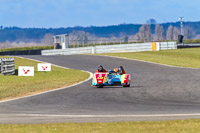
[95,65,125,75]
[109,66,126,75]
[94,65,126,86]
[96,64,107,72]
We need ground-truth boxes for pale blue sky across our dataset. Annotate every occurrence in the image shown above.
[0,0,199,28]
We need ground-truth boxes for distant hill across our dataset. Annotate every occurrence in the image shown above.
[0,21,200,43]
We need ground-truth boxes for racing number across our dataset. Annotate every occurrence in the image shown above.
[97,77,104,79]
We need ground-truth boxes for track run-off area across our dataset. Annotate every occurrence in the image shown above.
[0,55,200,124]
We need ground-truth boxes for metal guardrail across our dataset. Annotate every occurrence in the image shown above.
[42,42,177,56]
[0,50,42,55]
[0,59,1,73]
[68,39,149,48]
[177,43,200,49]
[182,43,200,46]
[0,58,15,75]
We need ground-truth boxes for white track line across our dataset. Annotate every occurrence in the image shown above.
[15,114,200,118]
[96,55,199,70]
[1,56,200,119]
[0,56,93,103]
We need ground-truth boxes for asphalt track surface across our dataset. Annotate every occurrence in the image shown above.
[0,55,200,124]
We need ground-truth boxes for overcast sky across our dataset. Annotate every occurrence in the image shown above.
[0,0,199,28]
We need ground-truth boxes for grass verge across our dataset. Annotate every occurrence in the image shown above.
[0,56,89,101]
[101,48,200,68]
[0,119,200,133]
[0,46,54,52]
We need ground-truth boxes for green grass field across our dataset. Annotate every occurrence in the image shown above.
[1,49,200,132]
[0,119,200,133]
[0,46,54,52]
[101,48,200,68]
[0,56,89,101]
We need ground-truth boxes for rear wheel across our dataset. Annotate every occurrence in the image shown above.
[123,84,130,87]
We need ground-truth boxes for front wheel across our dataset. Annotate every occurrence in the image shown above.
[97,85,103,88]
[123,84,130,87]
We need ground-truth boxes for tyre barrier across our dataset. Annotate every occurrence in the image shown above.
[0,58,15,76]
[177,44,200,49]
[0,50,42,55]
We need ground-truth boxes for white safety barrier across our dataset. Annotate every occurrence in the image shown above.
[0,59,1,73]
[18,66,34,76]
[37,63,51,71]
[42,42,177,56]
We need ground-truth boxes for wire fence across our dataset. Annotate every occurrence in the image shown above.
[67,39,150,48]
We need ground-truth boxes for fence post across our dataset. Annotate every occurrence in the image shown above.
[159,42,161,51]
[0,59,1,73]
[167,41,168,50]
[92,47,96,54]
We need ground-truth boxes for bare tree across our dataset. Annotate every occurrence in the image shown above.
[41,34,54,46]
[146,19,157,25]
[154,24,164,41]
[166,25,174,40]
[184,26,195,39]
[166,25,181,40]
[70,31,91,45]
[133,33,140,42]
[118,32,129,43]
[138,24,151,42]
[124,36,129,43]
[173,27,180,40]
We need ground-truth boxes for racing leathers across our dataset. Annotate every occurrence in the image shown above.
[109,66,126,75]
[95,69,107,73]
[96,65,107,73]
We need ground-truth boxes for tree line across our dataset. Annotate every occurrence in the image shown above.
[0,21,199,48]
